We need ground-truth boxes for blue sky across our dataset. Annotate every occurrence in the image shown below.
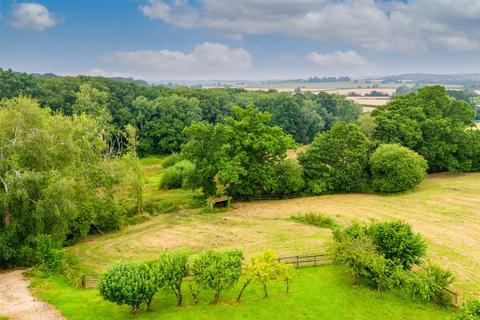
[1,0,480,81]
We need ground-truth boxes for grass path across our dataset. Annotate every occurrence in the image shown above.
[68,172,480,299]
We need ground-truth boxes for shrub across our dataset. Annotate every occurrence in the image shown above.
[149,251,189,306]
[162,153,182,168]
[366,220,427,270]
[270,159,304,194]
[290,213,337,229]
[333,233,404,291]
[191,250,243,303]
[299,123,370,194]
[159,160,195,190]
[453,299,480,320]
[34,234,65,274]
[370,144,428,193]
[98,262,157,313]
[406,264,454,305]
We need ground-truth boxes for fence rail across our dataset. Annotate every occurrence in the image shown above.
[80,252,459,306]
[233,193,302,202]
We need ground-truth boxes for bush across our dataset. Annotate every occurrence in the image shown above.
[333,233,404,290]
[270,159,304,194]
[299,123,370,194]
[159,160,195,190]
[98,262,157,313]
[366,220,427,270]
[149,251,189,306]
[191,250,243,303]
[406,264,454,305]
[162,153,181,168]
[453,299,480,320]
[34,234,65,274]
[370,144,428,193]
[290,213,337,229]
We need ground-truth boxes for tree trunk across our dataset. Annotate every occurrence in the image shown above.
[214,289,221,303]
[175,285,183,306]
[236,279,251,302]
[132,305,139,313]
[147,299,153,310]
[189,284,199,304]
[263,283,268,299]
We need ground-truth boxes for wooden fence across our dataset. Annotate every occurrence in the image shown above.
[80,252,459,306]
[233,193,302,202]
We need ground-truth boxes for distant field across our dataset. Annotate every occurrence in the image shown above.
[346,96,390,107]
[66,156,480,299]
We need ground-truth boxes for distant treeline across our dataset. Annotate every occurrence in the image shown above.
[306,76,351,83]
[0,68,362,155]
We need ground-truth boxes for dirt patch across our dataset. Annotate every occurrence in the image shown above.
[0,270,64,320]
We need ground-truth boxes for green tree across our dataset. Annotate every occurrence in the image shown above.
[299,123,370,194]
[406,264,454,305]
[237,250,292,301]
[191,250,243,303]
[372,86,476,172]
[122,124,144,215]
[98,261,157,312]
[183,106,295,197]
[370,144,428,193]
[149,251,189,306]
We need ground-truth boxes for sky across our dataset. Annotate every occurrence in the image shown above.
[1,0,480,81]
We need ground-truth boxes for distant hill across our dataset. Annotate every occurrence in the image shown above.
[381,73,480,85]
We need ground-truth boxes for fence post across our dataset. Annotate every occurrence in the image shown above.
[82,275,86,288]
[296,256,299,268]
[314,256,317,267]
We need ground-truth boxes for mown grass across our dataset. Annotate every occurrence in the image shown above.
[31,266,453,320]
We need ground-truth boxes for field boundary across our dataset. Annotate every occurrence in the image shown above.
[79,252,458,305]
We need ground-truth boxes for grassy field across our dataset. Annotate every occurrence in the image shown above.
[31,265,453,320]
[64,156,480,300]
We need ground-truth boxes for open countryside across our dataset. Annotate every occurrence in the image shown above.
[1,1,480,320]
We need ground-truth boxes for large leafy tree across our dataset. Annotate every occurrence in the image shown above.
[372,86,477,172]
[299,122,370,194]
[182,105,295,197]
[133,95,201,155]
[0,97,121,268]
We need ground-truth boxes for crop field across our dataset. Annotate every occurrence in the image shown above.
[65,158,480,299]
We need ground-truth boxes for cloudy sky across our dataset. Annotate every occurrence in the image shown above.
[1,0,480,81]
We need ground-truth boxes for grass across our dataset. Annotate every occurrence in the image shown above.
[290,213,338,229]
[65,170,480,300]
[31,265,453,320]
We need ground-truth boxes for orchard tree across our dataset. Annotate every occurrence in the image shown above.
[149,251,189,306]
[191,250,243,303]
[98,262,157,312]
[299,122,370,194]
[370,144,428,193]
[237,250,292,302]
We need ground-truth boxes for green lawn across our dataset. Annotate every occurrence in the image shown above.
[32,265,453,320]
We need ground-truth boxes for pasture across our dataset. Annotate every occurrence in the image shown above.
[65,157,480,299]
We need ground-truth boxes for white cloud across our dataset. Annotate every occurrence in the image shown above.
[138,0,480,53]
[10,2,60,31]
[100,42,252,80]
[306,50,374,75]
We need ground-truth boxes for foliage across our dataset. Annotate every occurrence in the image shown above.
[191,250,244,303]
[370,144,428,193]
[290,213,338,229]
[365,220,427,269]
[159,160,196,190]
[34,234,65,274]
[456,129,480,172]
[0,97,123,268]
[270,159,305,195]
[299,122,370,194]
[333,220,427,290]
[162,153,182,168]
[357,112,377,139]
[148,251,189,306]
[122,124,144,215]
[182,106,295,197]
[452,299,480,320]
[406,264,454,306]
[333,233,405,291]
[98,261,157,312]
[238,250,292,301]
[372,86,477,172]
